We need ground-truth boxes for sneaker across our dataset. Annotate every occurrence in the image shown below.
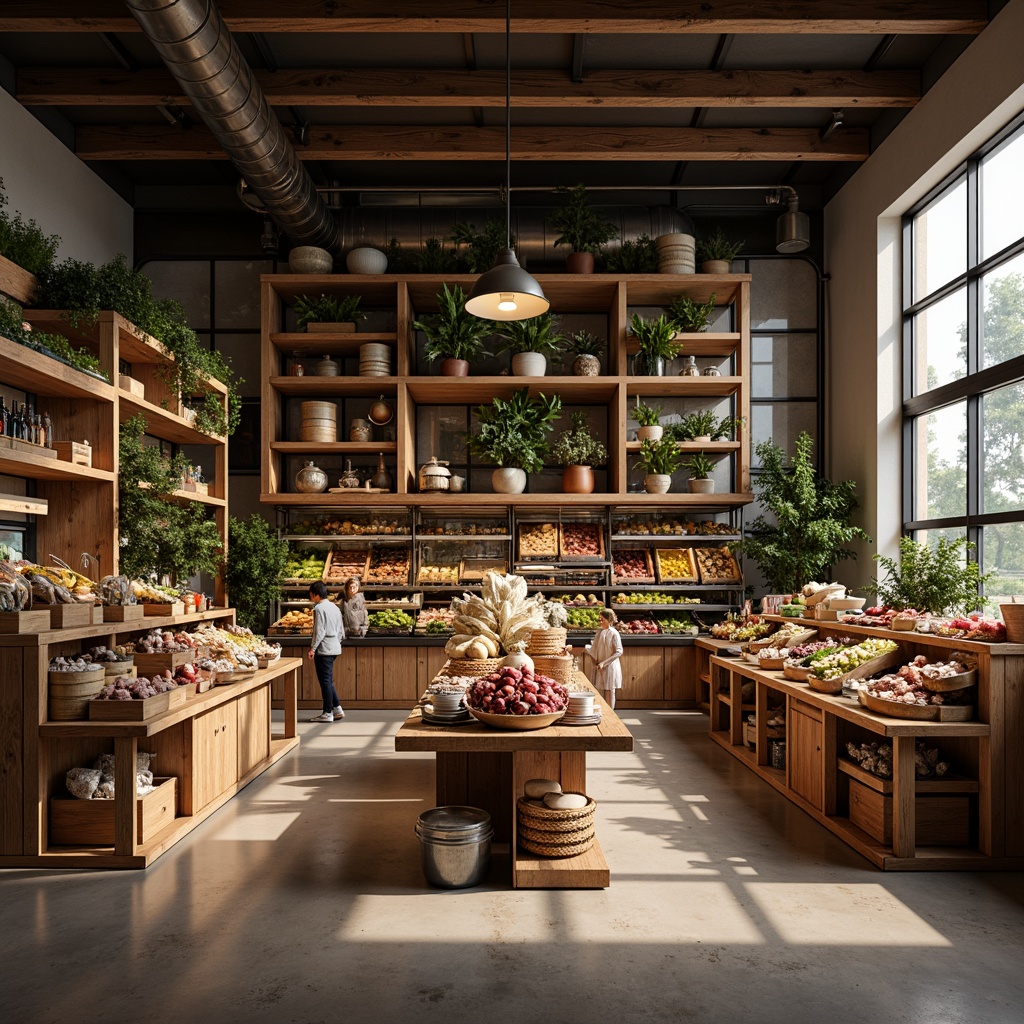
[333,707,345,720]
[309,712,336,723]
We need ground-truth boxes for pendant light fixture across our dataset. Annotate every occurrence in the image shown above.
[465,0,549,321]
[776,192,810,253]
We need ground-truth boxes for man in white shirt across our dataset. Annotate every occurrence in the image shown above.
[307,581,346,722]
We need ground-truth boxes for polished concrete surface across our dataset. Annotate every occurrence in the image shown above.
[3,710,1024,1024]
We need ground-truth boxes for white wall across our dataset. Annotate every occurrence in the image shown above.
[0,88,132,265]
[824,0,1024,590]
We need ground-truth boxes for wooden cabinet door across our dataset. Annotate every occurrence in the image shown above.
[383,646,421,702]
[788,700,824,810]
[664,645,697,703]
[237,686,270,779]
[192,703,238,811]
[621,647,664,702]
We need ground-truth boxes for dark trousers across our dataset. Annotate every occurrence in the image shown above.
[313,652,340,714]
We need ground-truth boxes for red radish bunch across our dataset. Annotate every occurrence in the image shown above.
[467,666,569,715]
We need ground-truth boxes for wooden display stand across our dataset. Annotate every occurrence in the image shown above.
[700,620,1024,870]
[395,673,633,888]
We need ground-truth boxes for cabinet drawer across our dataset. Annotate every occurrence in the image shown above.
[50,777,177,846]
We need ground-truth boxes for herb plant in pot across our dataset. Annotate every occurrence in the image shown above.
[668,292,717,333]
[466,388,562,494]
[412,283,495,376]
[550,184,619,274]
[551,411,607,494]
[632,400,663,442]
[695,228,744,274]
[293,293,365,333]
[496,312,564,377]
[674,409,718,443]
[567,330,603,376]
[686,451,716,494]
[629,313,682,376]
[636,436,683,494]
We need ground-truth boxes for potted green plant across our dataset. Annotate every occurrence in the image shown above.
[737,432,871,595]
[668,292,717,333]
[870,536,990,615]
[225,515,290,632]
[636,436,683,494]
[411,283,495,376]
[550,184,619,274]
[629,312,682,375]
[709,415,745,441]
[696,227,744,274]
[496,312,564,377]
[551,411,608,494]
[685,451,716,494]
[293,293,365,332]
[673,409,718,442]
[605,233,659,274]
[566,330,603,376]
[632,399,664,442]
[466,388,562,493]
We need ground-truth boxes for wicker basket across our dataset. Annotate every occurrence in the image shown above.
[517,795,596,858]
[526,627,568,655]
[531,654,574,684]
[440,656,502,677]
[519,834,595,857]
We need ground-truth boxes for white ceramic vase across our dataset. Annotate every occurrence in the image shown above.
[492,467,527,494]
[644,474,671,494]
[501,651,535,673]
[511,351,547,377]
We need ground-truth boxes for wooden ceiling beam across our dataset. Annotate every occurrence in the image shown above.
[0,1,988,35]
[76,124,869,162]
[18,67,921,108]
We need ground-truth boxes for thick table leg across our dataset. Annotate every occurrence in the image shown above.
[114,735,139,857]
[892,735,916,859]
[282,667,298,739]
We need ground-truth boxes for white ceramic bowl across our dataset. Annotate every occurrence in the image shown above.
[828,596,866,611]
[467,707,566,731]
[289,246,333,274]
[346,247,389,274]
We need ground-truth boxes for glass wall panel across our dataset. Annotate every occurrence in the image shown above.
[981,381,1024,515]
[981,251,1024,370]
[981,126,1024,260]
[912,176,966,302]
[913,287,967,393]
[913,402,966,521]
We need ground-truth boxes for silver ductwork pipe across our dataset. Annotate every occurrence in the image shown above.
[125,0,339,251]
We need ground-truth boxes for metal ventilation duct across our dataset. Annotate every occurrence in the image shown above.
[124,0,339,251]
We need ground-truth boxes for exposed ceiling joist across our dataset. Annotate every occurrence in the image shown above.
[0,1,988,35]
[75,124,869,161]
[17,67,922,108]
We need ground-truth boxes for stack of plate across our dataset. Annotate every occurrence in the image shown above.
[562,690,602,726]
[421,703,471,726]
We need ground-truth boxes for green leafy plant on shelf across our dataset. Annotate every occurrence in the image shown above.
[118,415,223,582]
[0,178,61,277]
[466,388,562,473]
[412,283,496,364]
[668,292,717,332]
[550,184,619,254]
[225,515,290,632]
[0,296,108,380]
[629,312,683,371]
[447,219,516,274]
[496,312,564,357]
[605,233,659,273]
[696,226,744,264]
[636,436,684,476]
[632,400,663,427]
[870,535,990,615]
[550,411,608,467]
[567,330,603,358]
[685,451,716,480]
[670,411,743,442]
[293,292,365,330]
[738,431,870,595]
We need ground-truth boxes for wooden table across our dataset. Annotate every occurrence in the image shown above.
[394,675,633,888]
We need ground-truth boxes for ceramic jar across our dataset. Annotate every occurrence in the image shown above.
[295,461,328,493]
[370,454,393,491]
[316,355,340,377]
[340,459,361,488]
[350,418,371,442]
[418,456,451,492]
[702,365,722,377]
[680,355,701,377]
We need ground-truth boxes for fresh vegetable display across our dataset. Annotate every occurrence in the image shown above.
[656,613,697,634]
[614,516,735,536]
[656,549,698,582]
[446,572,546,660]
[366,547,410,584]
[785,637,854,666]
[613,550,653,580]
[282,553,327,580]
[710,617,774,641]
[95,670,183,700]
[466,665,569,716]
[566,606,602,630]
[560,523,602,557]
[416,561,460,584]
[548,593,603,606]
[0,560,32,610]
[618,617,659,634]
[270,609,314,633]
[415,608,455,633]
[810,638,899,681]
[367,609,416,632]
[115,629,202,655]
[859,655,974,706]
[931,615,1007,642]
[286,516,409,536]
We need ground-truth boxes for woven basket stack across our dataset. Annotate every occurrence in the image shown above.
[440,656,502,677]
[526,627,567,656]
[530,655,573,684]
[517,796,596,857]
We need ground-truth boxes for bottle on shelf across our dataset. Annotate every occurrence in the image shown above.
[34,413,43,447]
[0,395,7,436]
[43,411,53,448]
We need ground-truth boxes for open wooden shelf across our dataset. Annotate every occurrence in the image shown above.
[624,331,741,357]
[625,376,743,397]
[264,491,754,508]
[0,253,37,304]
[0,333,115,401]
[271,331,397,355]
[164,488,226,507]
[271,375,399,396]
[270,441,397,454]
[0,493,47,515]
[0,445,114,483]
[404,376,620,404]
[625,440,739,454]
[119,392,225,445]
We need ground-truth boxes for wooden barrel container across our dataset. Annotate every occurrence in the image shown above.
[48,667,106,721]
[359,342,392,377]
[300,400,337,442]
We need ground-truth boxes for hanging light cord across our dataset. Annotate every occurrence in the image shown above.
[504,0,512,251]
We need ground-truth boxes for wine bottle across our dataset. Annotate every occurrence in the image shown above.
[0,395,7,437]
[43,410,53,448]
[35,413,44,447]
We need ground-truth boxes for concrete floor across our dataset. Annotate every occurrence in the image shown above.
[3,710,1024,1024]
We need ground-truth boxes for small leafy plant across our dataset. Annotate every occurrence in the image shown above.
[632,400,663,427]
[671,411,743,442]
[636,436,683,476]
[629,313,683,365]
[696,227,744,264]
[870,536,990,615]
[0,297,108,379]
[567,330,603,357]
[0,179,61,277]
[605,233,659,273]
[496,312,564,357]
[447,219,515,274]
[686,451,716,480]
[412,283,496,364]
[466,388,562,473]
[550,184,619,254]
[293,293,365,329]
[551,411,607,467]
[668,292,717,332]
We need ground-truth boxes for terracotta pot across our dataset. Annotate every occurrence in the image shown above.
[440,358,469,376]
[636,425,663,442]
[511,351,547,377]
[701,259,731,274]
[492,467,527,494]
[688,478,715,494]
[573,354,600,376]
[561,465,595,494]
[566,251,595,274]
[644,474,671,494]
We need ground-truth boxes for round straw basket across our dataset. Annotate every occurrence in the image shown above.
[519,822,596,845]
[526,627,567,655]
[440,656,502,677]
[1000,602,1024,643]
[517,795,597,857]
[517,795,596,826]
[48,668,105,720]
[300,400,337,442]
[359,342,391,377]
[531,655,573,684]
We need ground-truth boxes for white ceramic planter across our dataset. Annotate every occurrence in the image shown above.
[644,474,671,494]
[289,246,333,274]
[345,247,388,274]
[511,351,547,377]
[492,467,527,494]
[636,425,664,442]
[688,478,715,494]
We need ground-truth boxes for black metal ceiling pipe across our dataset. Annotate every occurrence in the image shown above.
[123,0,339,251]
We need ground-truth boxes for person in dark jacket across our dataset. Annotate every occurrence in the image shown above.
[339,576,369,637]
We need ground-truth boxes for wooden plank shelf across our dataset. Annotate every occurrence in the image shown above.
[119,392,225,445]
[625,440,739,454]
[264,491,754,507]
[0,333,115,401]
[625,376,743,397]
[0,493,47,515]
[837,758,980,795]
[624,332,740,356]
[405,376,620,404]
[271,375,399,396]
[270,441,398,454]
[0,253,38,304]
[271,331,397,355]
[164,488,227,507]
[0,445,114,483]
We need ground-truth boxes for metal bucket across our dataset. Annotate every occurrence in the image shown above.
[415,806,492,889]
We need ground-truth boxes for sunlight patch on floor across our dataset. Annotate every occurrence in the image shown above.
[211,811,301,841]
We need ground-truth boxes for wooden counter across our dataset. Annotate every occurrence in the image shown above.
[395,674,632,889]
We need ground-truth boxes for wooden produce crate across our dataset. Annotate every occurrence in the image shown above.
[654,547,698,583]
[88,686,187,722]
[48,602,95,628]
[611,548,655,585]
[103,604,145,622]
[365,545,411,585]
[49,777,177,846]
[53,441,92,467]
[848,778,970,846]
[132,649,197,676]
[559,523,605,560]
[363,592,422,611]
[694,546,741,584]
[143,600,185,617]
[416,560,460,586]
[459,557,507,584]
[0,609,54,633]
[323,547,369,585]
[517,522,558,560]
[0,435,58,460]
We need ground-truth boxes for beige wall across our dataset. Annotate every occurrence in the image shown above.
[824,0,1024,589]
